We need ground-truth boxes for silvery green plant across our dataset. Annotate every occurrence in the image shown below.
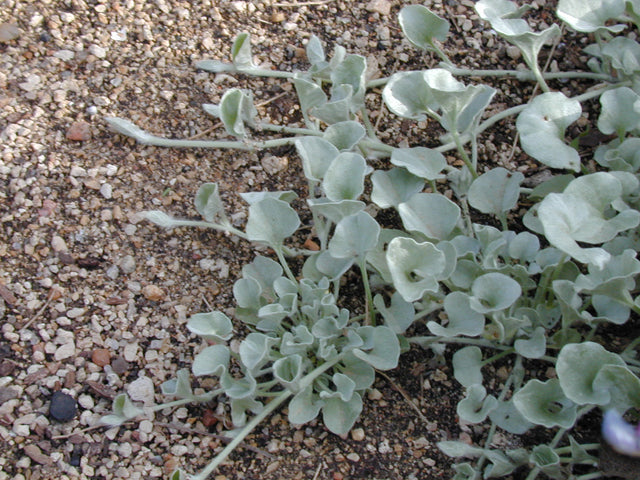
[104,1,640,479]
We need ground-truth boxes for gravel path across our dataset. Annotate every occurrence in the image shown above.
[1,1,556,479]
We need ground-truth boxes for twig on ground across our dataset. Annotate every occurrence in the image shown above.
[377,371,429,423]
[20,289,55,331]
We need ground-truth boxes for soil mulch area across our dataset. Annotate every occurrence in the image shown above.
[0,1,617,479]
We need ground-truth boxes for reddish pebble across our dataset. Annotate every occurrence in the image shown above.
[66,121,92,141]
[142,284,166,301]
[91,348,111,367]
[202,409,218,428]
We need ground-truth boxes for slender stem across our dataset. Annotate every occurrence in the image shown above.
[257,122,319,136]
[190,390,293,480]
[358,258,375,326]
[481,348,515,366]
[147,389,223,414]
[132,133,298,150]
[275,246,297,284]
[360,106,378,139]
[554,444,600,455]
[451,130,478,179]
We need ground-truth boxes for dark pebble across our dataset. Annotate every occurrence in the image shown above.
[49,391,77,422]
[111,356,130,375]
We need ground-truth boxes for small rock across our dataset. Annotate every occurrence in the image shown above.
[59,12,75,23]
[271,12,285,22]
[49,391,77,422]
[351,427,365,441]
[77,394,95,409]
[105,265,119,279]
[127,375,155,405]
[0,23,21,43]
[23,444,53,466]
[91,348,111,367]
[66,121,92,141]
[88,44,107,58]
[54,49,75,61]
[346,452,360,462]
[66,307,85,319]
[261,155,288,175]
[123,343,139,362]
[119,255,136,274]
[506,45,521,60]
[54,342,75,361]
[0,386,19,403]
[51,235,68,252]
[111,356,129,375]
[70,166,87,177]
[100,183,113,199]
[366,0,391,15]
[142,284,165,302]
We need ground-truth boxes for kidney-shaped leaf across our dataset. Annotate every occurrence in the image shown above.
[323,121,366,151]
[382,71,434,121]
[322,392,363,435]
[217,88,258,138]
[192,344,230,377]
[557,0,626,33]
[399,5,450,51]
[246,197,301,247]
[517,92,582,171]
[428,291,485,337]
[187,311,233,342]
[352,325,400,370]
[457,384,498,423]
[239,333,279,372]
[322,152,368,201]
[390,147,446,181]
[371,168,425,209]
[195,183,225,223]
[373,292,415,335]
[328,211,380,259]
[513,378,577,428]
[386,237,450,302]
[469,272,521,314]
[273,354,305,392]
[593,364,640,412]
[468,167,524,215]
[295,136,340,182]
[288,385,324,425]
[399,193,460,240]
[598,87,640,136]
[556,342,626,405]
[452,346,483,388]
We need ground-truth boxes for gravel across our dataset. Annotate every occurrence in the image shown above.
[0,0,579,479]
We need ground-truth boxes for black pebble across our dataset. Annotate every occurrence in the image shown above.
[49,391,77,422]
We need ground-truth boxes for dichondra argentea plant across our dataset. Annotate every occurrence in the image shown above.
[103,1,640,479]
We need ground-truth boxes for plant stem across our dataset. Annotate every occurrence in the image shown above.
[451,130,478,179]
[257,122,320,136]
[481,348,515,366]
[148,389,223,414]
[358,258,375,326]
[190,390,293,480]
[275,247,297,284]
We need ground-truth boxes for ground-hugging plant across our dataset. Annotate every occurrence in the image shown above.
[103,1,640,479]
